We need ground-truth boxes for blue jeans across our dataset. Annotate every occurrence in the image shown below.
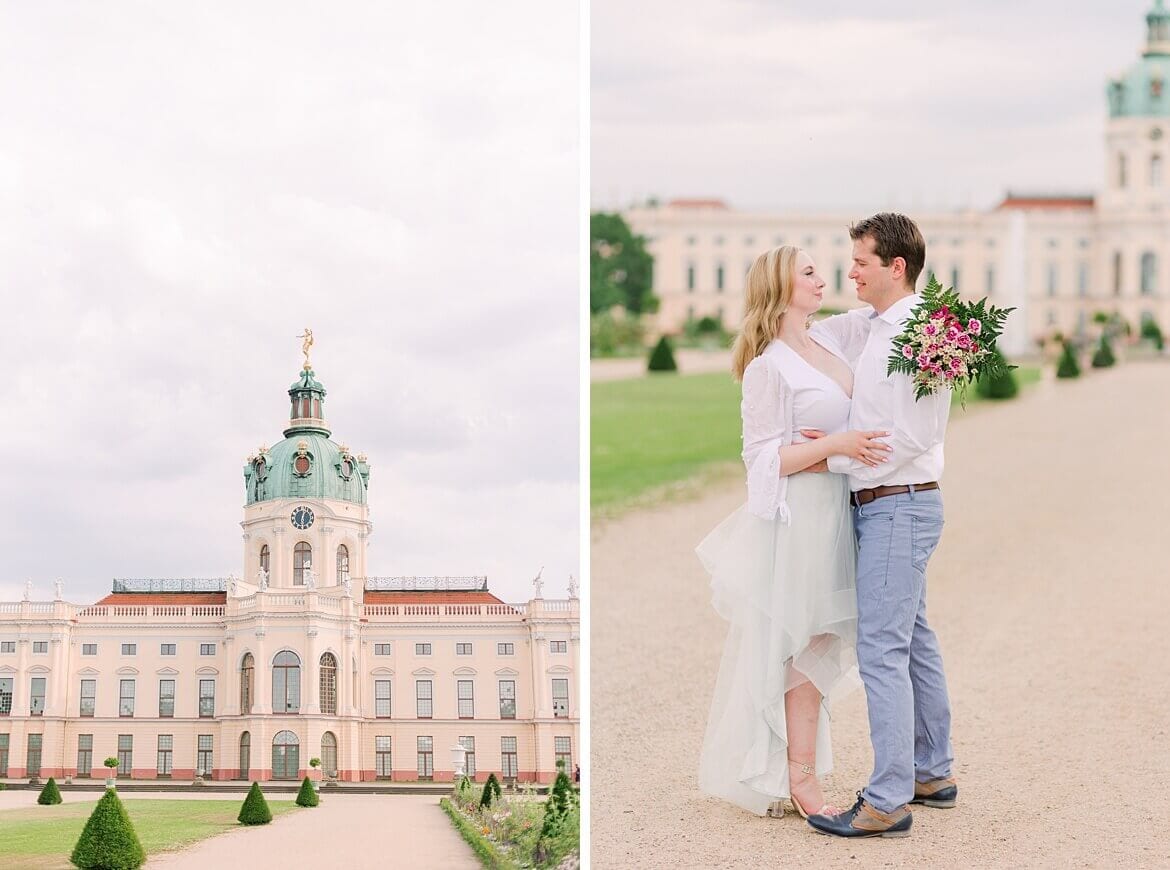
[853,488,953,813]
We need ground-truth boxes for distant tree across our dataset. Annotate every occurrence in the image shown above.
[1056,340,1081,379]
[647,336,678,372]
[591,212,655,314]
[38,777,62,805]
[70,788,145,869]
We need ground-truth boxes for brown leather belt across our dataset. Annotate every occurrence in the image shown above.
[850,482,939,507]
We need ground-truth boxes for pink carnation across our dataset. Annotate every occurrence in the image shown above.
[902,345,915,359]
[930,309,946,322]
[949,356,963,370]
[917,353,931,367]
[945,326,960,342]
[944,369,956,380]
[924,323,938,336]
[957,334,972,351]
[968,319,982,335]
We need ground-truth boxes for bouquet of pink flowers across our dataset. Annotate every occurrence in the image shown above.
[887,275,1015,404]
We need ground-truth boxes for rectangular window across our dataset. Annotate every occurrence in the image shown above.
[0,734,7,775]
[157,735,173,776]
[416,680,432,718]
[716,263,725,292]
[499,680,516,719]
[457,680,474,718]
[497,643,514,656]
[199,679,215,718]
[0,677,13,715]
[375,736,392,779]
[82,643,97,655]
[375,680,392,718]
[835,265,843,293]
[117,734,132,777]
[197,734,213,777]
[951,267,960,292]
[1078,262,1090,298]
[554,736,572,772]
[159,679,175,718]
[121,643,137,655]
[77,734,93,777]
[33,641,48,654]
[455,643,472,656]
[415,643,432,656]
[200,643,216,656]
[986,266,995,296]
[80,679,96,717]
[417,736,433,780]
[501,736,518,780]
[160,643,176,656]
[686,263,695,292]
[31,677,46,716]
[550,640,568,654]
[552,678,569,718]
[374,643,392,656]
[27,734,43,778]
[0,641,14,653]
[459,736,476,777]
[1047,263,1058,297]
[119,679,135,717]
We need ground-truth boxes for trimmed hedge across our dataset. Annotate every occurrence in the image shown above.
[38,777,63,805]
[295,776,319,807]
[1091,334,1116,368]
[439,798,520,869]
[70,788,146,870]
[1056,340,1080,379]
[238,782,273,825]
[975,350,1019,400]
[479,772,503,809]
[647,336,678,372]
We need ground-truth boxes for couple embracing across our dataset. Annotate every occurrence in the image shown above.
[697,212,956,839]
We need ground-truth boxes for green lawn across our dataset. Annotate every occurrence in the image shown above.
[0,797,298,869]
[591,366,1042,515]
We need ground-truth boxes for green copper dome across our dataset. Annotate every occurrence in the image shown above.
[1109,1,1170,117]
[243,367,370,506]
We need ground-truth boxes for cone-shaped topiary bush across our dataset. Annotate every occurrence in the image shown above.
[1091,334,1116,368]
[975,349,1019,400]
[1141,314,1165,350]
[478,772,503,809]
[295,776,319,807]
[70,788,145,870]
[38,776,63,805]
[1056,340,1080,379]
[647,336,677,372]
[238,782,273,825]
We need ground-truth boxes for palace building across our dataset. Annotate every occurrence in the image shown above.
[0,357,579,785]
[624,2,1170,358]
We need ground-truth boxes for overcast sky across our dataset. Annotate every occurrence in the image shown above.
[593,1,1156,212]
[0,2,579,606]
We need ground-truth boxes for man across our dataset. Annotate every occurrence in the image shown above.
[805,213,957,839]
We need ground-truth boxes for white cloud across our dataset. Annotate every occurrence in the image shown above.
[0,1,580,605]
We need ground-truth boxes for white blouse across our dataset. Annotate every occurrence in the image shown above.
[740,339,852,523]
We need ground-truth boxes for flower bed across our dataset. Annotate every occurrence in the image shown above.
[443,779,579,869]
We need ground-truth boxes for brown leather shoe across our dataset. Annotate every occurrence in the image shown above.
[807,792,913,838]
[909,777,958,809]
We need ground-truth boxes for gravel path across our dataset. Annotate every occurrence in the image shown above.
[590,361,1170,868]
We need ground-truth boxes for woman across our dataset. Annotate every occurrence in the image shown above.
[696,245,889,819]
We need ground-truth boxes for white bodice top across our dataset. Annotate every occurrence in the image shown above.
[739,339,852,523]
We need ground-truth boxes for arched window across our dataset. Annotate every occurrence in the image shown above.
[321,731,337,778]
[272,730,299,779]
[238,731,250,780]
[336,545,349,582]
[293,542,312,586]
[1153,154,1164,187]
[319,653,337,715]
[240,653,254,714]
[1114,250,1124,296]
[259,545,269,574]
[1142,251,1158,295]
[273,651,301,713]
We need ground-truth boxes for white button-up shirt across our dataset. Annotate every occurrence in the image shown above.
[810,293,950,492]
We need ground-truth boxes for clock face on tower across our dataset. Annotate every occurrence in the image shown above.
[291,506,315,530]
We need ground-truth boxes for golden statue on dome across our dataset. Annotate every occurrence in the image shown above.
[296,328,314,370]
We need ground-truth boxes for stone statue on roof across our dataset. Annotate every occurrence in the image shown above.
[257,566,269,591]
[54,579,63,600]
[532,566,544,599]
[296,328,314,370]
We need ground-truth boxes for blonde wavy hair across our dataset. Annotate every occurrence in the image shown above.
[731,245,799,381]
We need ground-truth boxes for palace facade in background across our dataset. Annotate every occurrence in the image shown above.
[0,361,578,785]
[626,2,1170,358]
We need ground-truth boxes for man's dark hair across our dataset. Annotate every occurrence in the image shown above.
[849,212,926,290]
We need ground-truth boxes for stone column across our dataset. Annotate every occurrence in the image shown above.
[254,626,270,715]
[304,623,319,714]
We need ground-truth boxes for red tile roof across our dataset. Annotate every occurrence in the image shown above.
[92,593,227,606]
[997,194,1094,210]
[362,591,509,605]
[667,198,729,209]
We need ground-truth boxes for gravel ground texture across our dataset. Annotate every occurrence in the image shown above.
[590,361,1170,869]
